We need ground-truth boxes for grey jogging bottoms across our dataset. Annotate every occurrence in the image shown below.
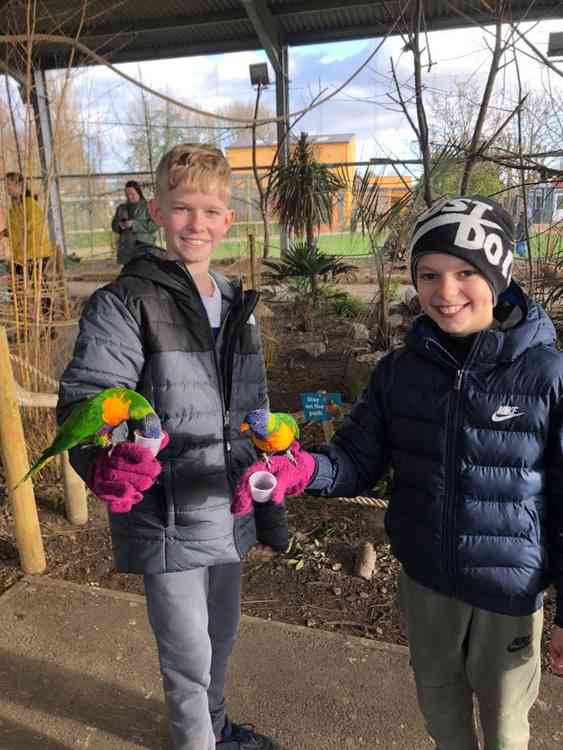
[144,563,242,750]
[399,569,543,750]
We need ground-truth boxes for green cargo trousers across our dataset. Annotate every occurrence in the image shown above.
[399,570,543,750]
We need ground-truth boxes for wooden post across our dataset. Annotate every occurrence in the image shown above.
[0,327,46,574]
[321,419,335,441]
[248,232,257,290]
[60,451,89,526]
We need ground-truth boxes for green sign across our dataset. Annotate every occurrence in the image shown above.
[300,392,342,422]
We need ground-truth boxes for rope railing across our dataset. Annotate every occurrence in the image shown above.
[331,495,388,509]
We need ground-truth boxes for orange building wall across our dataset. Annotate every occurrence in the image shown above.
[226,137,357,227]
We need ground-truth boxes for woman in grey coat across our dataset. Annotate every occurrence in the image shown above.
[111,180,158,264]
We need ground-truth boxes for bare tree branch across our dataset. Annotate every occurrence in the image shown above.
[510,22,563,80]
[413,0,433,205]
[459,2,505,194]
[513,46,534,291]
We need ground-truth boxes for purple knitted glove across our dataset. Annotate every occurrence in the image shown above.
[88,433,169,513]
[232,440,316,516]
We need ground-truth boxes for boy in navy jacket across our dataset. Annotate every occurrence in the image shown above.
[236,196,563,749]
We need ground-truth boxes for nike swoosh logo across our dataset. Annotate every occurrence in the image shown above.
[492,411,525,422]
[507,635,532,652]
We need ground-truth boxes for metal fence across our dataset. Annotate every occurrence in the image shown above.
[10,168,562,263]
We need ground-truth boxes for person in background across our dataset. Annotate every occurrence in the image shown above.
[5,172,53,275]
[0,203,9,271]
[0,204,10,302]
[111,180,158,265]
[516,213,528,257]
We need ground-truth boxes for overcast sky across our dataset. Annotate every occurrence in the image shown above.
[54,18,563,174]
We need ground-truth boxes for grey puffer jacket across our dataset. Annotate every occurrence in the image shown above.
[57,254,268,573]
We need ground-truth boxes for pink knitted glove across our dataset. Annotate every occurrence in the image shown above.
[89,433,169,513]
[232,440,316,516]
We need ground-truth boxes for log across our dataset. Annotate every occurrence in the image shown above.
[354,541,376,580]
[0,327,46,574]
[60,451,89,526]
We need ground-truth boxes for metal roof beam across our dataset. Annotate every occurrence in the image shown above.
[36,37,261,69]
[276,0,392,14]
[241,0,284,75]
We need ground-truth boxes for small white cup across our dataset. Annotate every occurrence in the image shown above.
[249,471,277,503]
[134,431,163,457]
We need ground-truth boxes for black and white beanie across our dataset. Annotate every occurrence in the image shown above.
[410,195,515,303]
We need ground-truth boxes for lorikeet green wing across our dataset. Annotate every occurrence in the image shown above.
[272,412,300,444]
[240,409,300,469]
[14,387,155,489]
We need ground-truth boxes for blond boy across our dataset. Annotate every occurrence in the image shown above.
[58,144,279,750]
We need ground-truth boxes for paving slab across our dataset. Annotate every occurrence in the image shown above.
[0,577,561,749]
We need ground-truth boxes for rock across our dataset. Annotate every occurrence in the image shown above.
[344,351,386,400]
[289,342,327,359]
[348,322,370,341]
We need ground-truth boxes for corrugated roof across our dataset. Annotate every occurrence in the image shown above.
[2,0,561,70]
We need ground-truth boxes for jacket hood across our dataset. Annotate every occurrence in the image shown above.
[407,282,556,365]
[116,252,240,303]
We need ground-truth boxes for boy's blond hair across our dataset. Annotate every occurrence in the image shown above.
[155,143,231,200]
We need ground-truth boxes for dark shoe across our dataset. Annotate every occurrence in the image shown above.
[217,719,281,749]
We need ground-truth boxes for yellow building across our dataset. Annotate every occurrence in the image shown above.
[367,175,414,213]
[226,133,356,228]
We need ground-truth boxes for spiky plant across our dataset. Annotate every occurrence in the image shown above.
[349,168,414,348]
[262,241,357,301]
[267,133,345,250]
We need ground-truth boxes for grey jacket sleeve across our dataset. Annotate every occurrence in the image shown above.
[307,354,392,498]
[56,287,145,480]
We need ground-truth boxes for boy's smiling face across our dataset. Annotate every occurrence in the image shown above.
[416,253,494,335]
[150,185,234,270]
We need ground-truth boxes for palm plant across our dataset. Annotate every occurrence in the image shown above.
[267,132,345,250]
[263,241,357,301]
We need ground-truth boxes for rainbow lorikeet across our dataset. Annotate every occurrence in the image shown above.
[240,409,300,468]
[15,387,157,489]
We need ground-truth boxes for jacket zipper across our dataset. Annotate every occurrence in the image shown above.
[218,287,260,491]
[443,368,464,591]
[177,265,237,486]
[426,332,483,594]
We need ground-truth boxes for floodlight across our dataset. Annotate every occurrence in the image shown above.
[547,32,563,58]
[249,63,270,87]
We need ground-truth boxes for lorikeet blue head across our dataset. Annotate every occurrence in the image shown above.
[240,409,269,438]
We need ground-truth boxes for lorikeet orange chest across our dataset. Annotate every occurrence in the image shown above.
[251,421,297,454]
[240,409,299,458]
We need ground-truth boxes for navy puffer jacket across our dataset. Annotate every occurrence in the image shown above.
[309,285,563,624]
